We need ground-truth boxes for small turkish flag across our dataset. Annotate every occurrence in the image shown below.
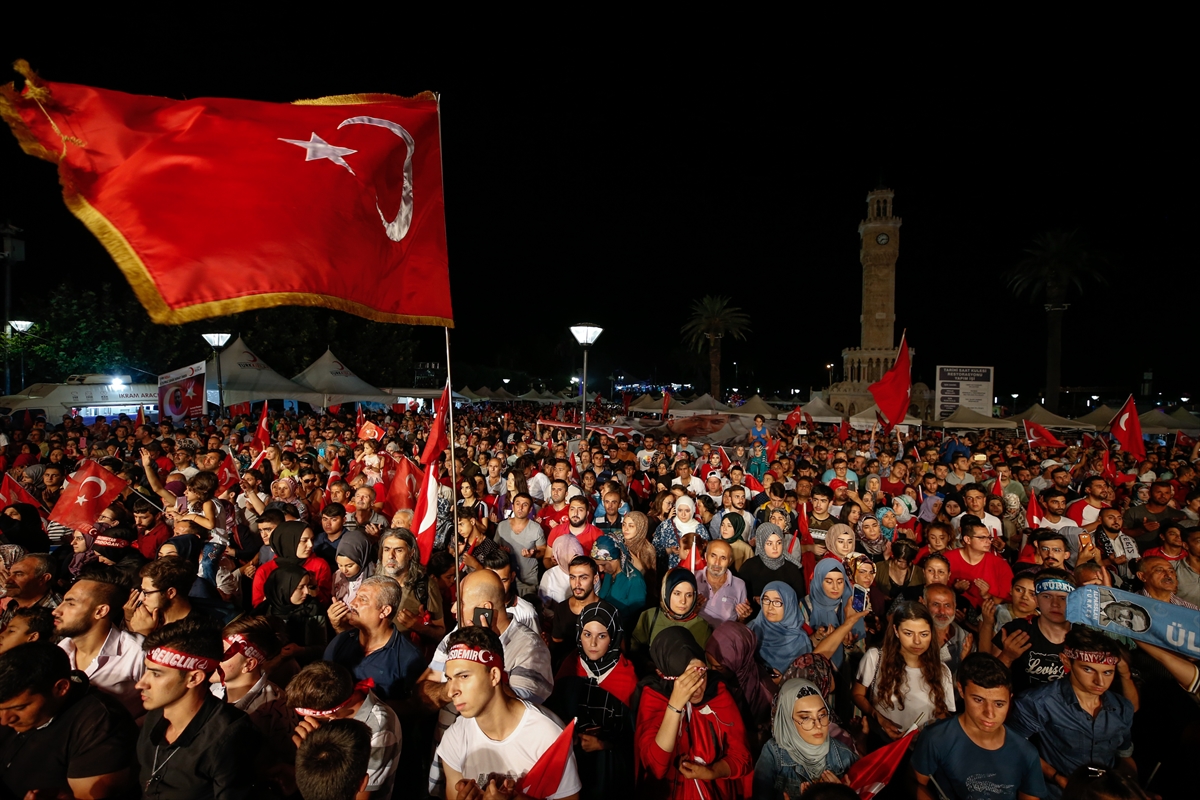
[743,473,764,492]
[135,405,146,428]
[1,61,451,326]
[328,403,342,416]
[766,436,780,464]
[838,418,850,442]
[383,457,424,518]
[356,404,366,431]
[847,728,917,800]
[344,459,365,485]
[1178,430,1197,449]
[408,399,419,412]
[248,449,268,472]
[326,454,343,489]
[785,406,803,429]
[869,332,912,431]
[803,411,815,430]
[419,386,451,468]
[1027,490,1043,529]
[0,474,47,518]
[991,474,1005,496]
[718,447,732,472]
[661,392,671,418]
[519,719,577,800]
[358,420,384,441]
[50,461,127,534]
[254,404,272,452]
[215,452,240,495]
[1101,450,1137,485]
[1109,395,1146,461]
[1024,420,1067,449]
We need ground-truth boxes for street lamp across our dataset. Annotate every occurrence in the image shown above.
[202,333,231,417]
[826,363,834,389]
[570,323,603,446]
[9,320,32,391]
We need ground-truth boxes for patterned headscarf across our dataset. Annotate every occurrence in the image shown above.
[754,523,787,571]
[577,601,623,680]
[772,679,832,780]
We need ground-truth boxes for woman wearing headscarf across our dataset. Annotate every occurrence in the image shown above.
[2,503,51,553]
[706,620,775,741]
[619,511,657,585]
[255,563,329,651]
[874,506,899,543]
[549,601,637,799]
[631,568,712,668]
[57,528,99,590]
[652,495,707,574]
[717,513,752,571]
[801,560,862,669]
[737,523,805,617]
[634,626,752,800]
[251,521,333,607]
[747,581,825,682]
[332,529,374,605]
[752,678,858,799]
[823,523,857,565]
[19,464,46,501]
[539,533,584,606]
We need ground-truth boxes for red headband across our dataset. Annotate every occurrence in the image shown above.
[223,634,266,664]
[1062,647,1120,665]
[93,536,130,549]
[294,678,374,718]
[446,644,504,669]
[147,646,222,676]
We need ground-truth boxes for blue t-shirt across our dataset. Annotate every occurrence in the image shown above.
[911,716,1046,800]
[323,628,423,701]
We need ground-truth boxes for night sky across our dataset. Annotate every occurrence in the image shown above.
[1,35,1193,408]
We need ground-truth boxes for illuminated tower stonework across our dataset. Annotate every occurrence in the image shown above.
[828,187,932,420]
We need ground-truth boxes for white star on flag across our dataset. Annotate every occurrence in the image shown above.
[279,132,358,175]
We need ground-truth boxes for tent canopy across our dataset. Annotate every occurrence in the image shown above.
[727,395,780,418]
[1168,407,1200,434]
[849,404,921,430]
[630,393,681,412]
[491,388,519,401]
[1075,405,1121,429]
[1138,409,1175,435]
[291,349,393,408]
[931,406,1017,430]
[801,397,843,424]
[457,386,482,401]
[675,394,734,416]
[205,336,325,406]
[1006,403,1096,430]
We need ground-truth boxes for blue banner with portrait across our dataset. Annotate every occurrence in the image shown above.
[1066,584,1200,659]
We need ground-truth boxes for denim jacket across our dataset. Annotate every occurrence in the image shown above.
[753,736,858,799]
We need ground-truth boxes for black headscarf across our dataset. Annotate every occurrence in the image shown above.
[271,521,307,567]
[577,601,623,679]
[659,568,701,622]
[262,564,311,617]
[4,503,50,552]
[164,534,201,565]
[641,626,720,706]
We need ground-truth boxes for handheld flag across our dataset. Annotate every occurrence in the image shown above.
[519,719,577,800]
[785,406,802,429]
[838,418,850,443]
[1177,430,1197,449]
[419,386,451,467]
[0,61,451,326]
[326,454,343,490]
[868,332,911,432]
[1109,395,1146,461]
[413,386,451,563]
[135,405,146,428]
[846,728,918,799]
[356,404,366,432]
[215,452,240,495]
[1026,490,1043,529]
[0,474,47,518]
[50,461,128,534]
[1024,420,1067,449]
[383,457,424,518]
[358,420,384,441]
[254,404,272,452]
[661,392,671,418]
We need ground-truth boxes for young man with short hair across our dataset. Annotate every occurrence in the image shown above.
[295,718,373,800]
[548,556,602,659]
[437,626,581,800]
[0,605,53,653]
[995,569,1074,694]
[133,498,174,560]
[947,516,1014,609]
[124,556,198,636]
[289,660,401,800]
[135,617,262,798]
[912,653,1046,800]
[495,492,546,598]
[1009,627,1137,798]
[0,641,140,799]
[54,568,146,717]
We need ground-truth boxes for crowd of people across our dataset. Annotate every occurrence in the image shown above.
[0,399,1197,800]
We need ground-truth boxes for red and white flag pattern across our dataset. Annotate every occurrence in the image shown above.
[50,461,128,534]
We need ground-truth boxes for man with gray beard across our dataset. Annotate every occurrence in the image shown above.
[378,529,445,646]
[924,583,973,680]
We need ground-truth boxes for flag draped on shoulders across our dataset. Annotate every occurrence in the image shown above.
[0,60,452,326]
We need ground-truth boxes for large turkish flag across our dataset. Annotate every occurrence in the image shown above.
[1,61,452,326]
[50,461,128,534]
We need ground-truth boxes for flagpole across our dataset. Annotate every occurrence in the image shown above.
[444,326,463,626]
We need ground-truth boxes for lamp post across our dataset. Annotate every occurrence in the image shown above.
[201,333,231,418]
[826,363,834,389]
[9,320,32,391]
[570,323,603,446]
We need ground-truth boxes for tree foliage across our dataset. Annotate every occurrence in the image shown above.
[679,295,751,398]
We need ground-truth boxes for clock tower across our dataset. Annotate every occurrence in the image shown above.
[857,187,901,350]
[828,187,932,421]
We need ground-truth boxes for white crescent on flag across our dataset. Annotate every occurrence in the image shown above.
[1117,412,1130,431]
[75,476,107,505]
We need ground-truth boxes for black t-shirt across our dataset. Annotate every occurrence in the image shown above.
[0,679,138,799]
[737,557,807,610]
[993,618,1067,695]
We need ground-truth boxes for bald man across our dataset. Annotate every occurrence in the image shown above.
[1138,556,1200,609]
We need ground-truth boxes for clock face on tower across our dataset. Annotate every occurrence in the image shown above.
[876,233,890,245]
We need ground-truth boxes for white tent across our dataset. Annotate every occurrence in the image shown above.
[800,397,844,424]
[518,389,550,403]
[1138,409,1176,435]
[291,349,394,409]
[727,395,781,418]
[849,404,922,431]
[205,337,325,406]
[931,406,1017,429]
[458,386,482,401]
[1005,403,1096,430]
[630,394,681,413]
[1075,405,1121,429]
[1168,407,1200,435]
[675,394,734,416]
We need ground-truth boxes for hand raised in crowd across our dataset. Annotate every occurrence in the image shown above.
[668,662,706,710]
[953,579,971,593]
[397,604,426,630]
[327,599,352,632]
[292,714,323,748]
[578,729,606,753]
[364,523,382,537]
[980,596,997,625]
[734,600,753,621]
[973,578,991,599]
[999,628,1032,664]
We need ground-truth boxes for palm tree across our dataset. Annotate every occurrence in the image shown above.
[1005,230,1106,413]
[680,296,751,399]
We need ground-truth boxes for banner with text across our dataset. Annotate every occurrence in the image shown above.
[935,365,994,419]
[1067,584,1200,660]
[158,362,207,424]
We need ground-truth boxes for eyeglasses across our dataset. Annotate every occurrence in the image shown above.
[137,588,163,596]
[794,711,831,730]
[761,598,785,609]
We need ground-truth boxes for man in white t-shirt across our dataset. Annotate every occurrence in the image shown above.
[1065,475,1109,532]
[672,461,705,496]
[953,485,1003,541]
[1037,489,1075,531]
[437,626,581,800]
